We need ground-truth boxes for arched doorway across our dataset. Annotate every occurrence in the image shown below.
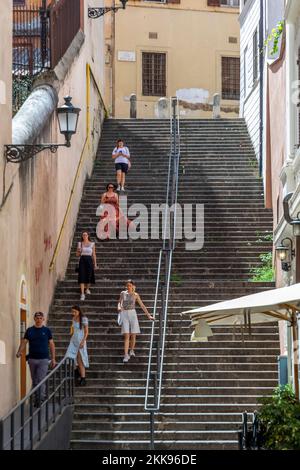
[19,278,28,399]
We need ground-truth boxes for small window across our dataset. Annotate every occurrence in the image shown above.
[222,56,240,100]
[220,0,240,6]
[253,29,258,83]
[142,52,166,97]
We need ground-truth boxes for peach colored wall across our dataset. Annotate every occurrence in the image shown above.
[0,0,13,418]
[0,0,106,417]
[105,0,240,118]
[266,47,286,354]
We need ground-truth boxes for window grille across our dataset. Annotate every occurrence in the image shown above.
[142,52,166,97]
[222,56,240,100]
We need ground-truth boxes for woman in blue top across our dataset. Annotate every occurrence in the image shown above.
[65,305,89,386]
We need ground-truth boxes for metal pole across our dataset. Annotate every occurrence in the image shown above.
[21,403,25,450]
[40,0,48,70]
[150,411,155,450]
[292,312,299,400]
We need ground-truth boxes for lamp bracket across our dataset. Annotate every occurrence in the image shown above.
[88,7,121,18]
[5,144,67,164]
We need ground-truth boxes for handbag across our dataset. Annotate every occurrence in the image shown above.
[75,242,81,272]
[117,313,122,326]
[96,204,104,217]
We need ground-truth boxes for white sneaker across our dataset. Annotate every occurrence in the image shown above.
[80,294,85,301]
[117,185,121,191]
[86,289,91,295]
[129,350,135,357]
[121,186,125,192]
[123,354,130,363]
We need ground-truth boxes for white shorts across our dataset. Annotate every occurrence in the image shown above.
[120,309,141,334]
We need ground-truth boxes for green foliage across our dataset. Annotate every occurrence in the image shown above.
[170,273,183,286]
[255,231,273,243]
[264,20,285,57]
[12,76,33,115]
[250,252,274,282]
[258,385,300,450]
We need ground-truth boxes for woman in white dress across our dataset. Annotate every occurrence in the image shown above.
[65,306,89,386]
[118,280,154,363]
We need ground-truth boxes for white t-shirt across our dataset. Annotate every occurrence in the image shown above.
[113,146,130,164]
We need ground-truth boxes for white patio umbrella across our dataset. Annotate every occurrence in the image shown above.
[182,283,300,400]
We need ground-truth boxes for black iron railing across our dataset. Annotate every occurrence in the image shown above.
[0,358,74,450]
[13,1,51,113]
[12,0,82,114]
[144,97,180,450]
[238,411,263,450]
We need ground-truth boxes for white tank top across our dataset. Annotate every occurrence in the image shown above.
[78,242,94,256]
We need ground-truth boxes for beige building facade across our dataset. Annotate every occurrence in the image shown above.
[0,0,106,417]
[105,0,240,118]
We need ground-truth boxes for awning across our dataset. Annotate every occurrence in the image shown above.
[182,283,300,399]
[183,282,300,325]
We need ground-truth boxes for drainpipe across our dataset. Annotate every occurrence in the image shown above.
[259,0,264,177]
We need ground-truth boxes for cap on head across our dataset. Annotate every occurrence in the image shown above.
[34,312,44,319]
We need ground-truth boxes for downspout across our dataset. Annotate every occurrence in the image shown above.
[259,0,264,177]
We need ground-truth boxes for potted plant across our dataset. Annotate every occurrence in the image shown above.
[257,385,300,450]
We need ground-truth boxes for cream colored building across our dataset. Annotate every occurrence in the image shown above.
[105,0,240,118]
[0,0,106,417]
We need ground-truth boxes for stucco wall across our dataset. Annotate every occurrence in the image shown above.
[0,0,13,418]
[0,0,106,417]
[105,0,240,118]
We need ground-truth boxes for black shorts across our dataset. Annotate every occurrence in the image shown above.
[115,163,129,174]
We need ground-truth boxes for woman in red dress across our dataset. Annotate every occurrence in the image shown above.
[97,183,132,240]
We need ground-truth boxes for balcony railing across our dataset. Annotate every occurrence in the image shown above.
[13,0,82,114]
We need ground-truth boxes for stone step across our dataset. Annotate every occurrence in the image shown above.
[70,439,238,450]
[49,117,278,450]
[73,394,271,405]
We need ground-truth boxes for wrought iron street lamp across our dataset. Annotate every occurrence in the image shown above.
[88,0,127,19]
[276,237,295,272]
[5,96,81,164]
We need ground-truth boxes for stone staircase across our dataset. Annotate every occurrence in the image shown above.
[49,119,279,450]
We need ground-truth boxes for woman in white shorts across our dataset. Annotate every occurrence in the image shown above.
[118,280,154,363]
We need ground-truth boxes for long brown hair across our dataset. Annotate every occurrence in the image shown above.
[72,305,83,330]
[81,231,92,242]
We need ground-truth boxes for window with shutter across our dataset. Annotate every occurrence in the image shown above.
[253,29,258,83]
[207,0,221,6]
[298,48,300,148]
[142,52,166,97]
[208,0,240,6]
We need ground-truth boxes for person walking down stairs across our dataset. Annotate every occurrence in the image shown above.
[76,231,99,301]
[65,306,89,387]
[97,183,133,240]
[118,280,154,363]
[16,312,57,406]
[112,139,131,192]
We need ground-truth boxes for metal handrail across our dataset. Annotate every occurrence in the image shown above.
[0,358,74,450]
[144,97,180,449]
[238,411,262,450]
